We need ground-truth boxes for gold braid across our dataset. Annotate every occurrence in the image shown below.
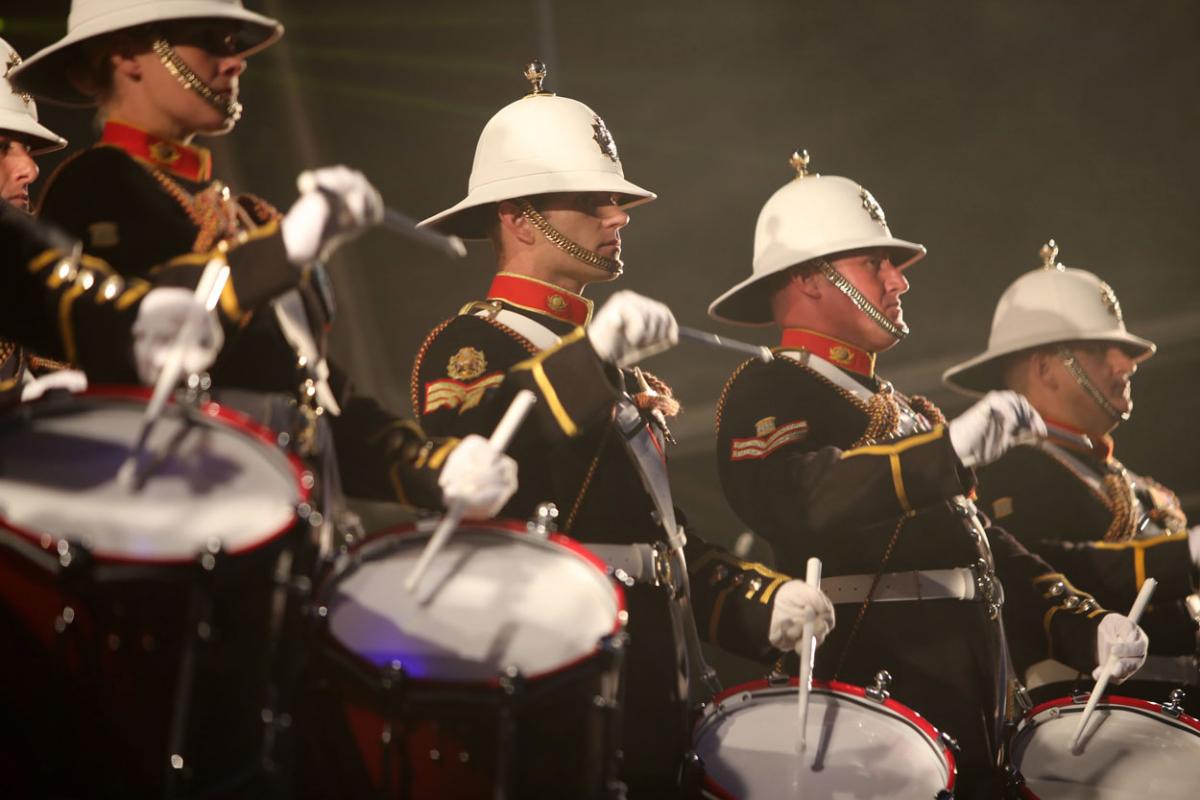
[909,394,946,428]
[633,369,681,418]
[1101,469,1138,542]
[858,389,901,446]
[563,426,612,534]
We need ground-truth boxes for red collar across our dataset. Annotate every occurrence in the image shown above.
[100,120,212,183]
[487,272,593,327]
[1044,416,1114,462]
[780,328,876,377]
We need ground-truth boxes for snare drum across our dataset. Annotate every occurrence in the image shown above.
[0,387,309,796]
[304,520,626,800]
[693,678,957,799]
[1008,693,1200,799]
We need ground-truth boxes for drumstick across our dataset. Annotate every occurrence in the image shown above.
[119,256,229,490]
[296,171,466,259]
[1070,578,1156,752]
[797,557,822,752]
[678,326,773,363]
[404,390,538,594]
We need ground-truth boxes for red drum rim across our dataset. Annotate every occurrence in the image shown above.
[317,519,627,688]
[697,677,957,797]
[1022,693,1200,733]
[0,385,310,565]
[1013,693,1200,800]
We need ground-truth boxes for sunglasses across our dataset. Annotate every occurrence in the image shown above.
[159,21,254,56]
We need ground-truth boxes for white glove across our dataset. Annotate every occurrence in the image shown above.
[438,434,518,520]
[282,166,384,265]
[768,579,836,653]
[132,288,224,385]
[948,390,1046,468]
[20,369,88,402]
[587,290,679,367]
[1094,613,1149,683]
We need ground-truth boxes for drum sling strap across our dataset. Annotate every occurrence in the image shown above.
[613,395,723,696]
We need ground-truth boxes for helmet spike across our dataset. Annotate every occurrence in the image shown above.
[789,149,811,179]
[524,59,551,96]
[1039,239,1062,271]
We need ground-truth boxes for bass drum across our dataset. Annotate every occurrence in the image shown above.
[1008,692,1200,799]
[0,387,309,797]
[693,678,956,799]
[302,519,626,800]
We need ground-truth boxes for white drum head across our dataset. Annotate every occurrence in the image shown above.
[1012,696,1200,800]
[695,681,953,799]
[0,393,302,561]
[324,523,621,682]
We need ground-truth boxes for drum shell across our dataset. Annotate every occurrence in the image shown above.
[298,521,626,800]
[0,388,310,797]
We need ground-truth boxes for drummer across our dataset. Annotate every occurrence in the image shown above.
[944,240,1200,700]
[413,61,835,798]
[11,0,515,521]
[0,36,80,403]
[7,1,517,794]
[708,151,1148,797]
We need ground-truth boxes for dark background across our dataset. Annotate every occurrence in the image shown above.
[5,0,1198,677]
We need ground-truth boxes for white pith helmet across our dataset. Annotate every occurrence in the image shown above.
[708,150,926,327]
[9,0,282,107]
[0,39,67,155]
[419,60,656,240]
[943,239,1156,396]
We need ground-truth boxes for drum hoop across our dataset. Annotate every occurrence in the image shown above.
[697,677,956,793]
[315,519,627,689]
[0,386,309,566]
[1022,693,1200,735]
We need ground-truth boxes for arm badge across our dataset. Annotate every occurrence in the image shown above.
[447,347,488,381]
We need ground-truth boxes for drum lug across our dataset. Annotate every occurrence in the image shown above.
[766,669,791,687]
[527,502,559,537]
[865,669,892,702]
[935,790,955,800]
[499,665,526,697]
[1070,686,1090,704]
[938,729,960,754]
[679,750,704,798]
[1160,687,1187,718]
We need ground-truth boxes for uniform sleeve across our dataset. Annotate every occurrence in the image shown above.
[1,205,144,379]
[978,447,1196,612]
[987,523,1109,675]
[412,315,620,443]
[716,362,970,538]
[37,147,300,333]
[324,363,447,510]
[686,533,790,662]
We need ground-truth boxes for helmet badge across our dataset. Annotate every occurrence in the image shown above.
[1099,281,1123,322]
[859,187,887,229]
[4,49,32,109]
[524,59,553,96]
[592,115,619,163]
[1039,239,1063,271]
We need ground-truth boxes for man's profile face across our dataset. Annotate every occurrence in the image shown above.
[822,248,910,352]
[536,191,629,282]
[0,134,38,211]
[1054,341,1138,421]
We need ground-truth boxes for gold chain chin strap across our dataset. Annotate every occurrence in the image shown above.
[1057,345,1129,422]
[816,259,909,340]
[516,198,623,275]
[152,40,243,121]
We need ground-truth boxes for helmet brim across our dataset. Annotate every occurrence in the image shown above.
[420,171,656,240]
[942,329,1157,396]
[708,238,927,327]
[11,3,282,107]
